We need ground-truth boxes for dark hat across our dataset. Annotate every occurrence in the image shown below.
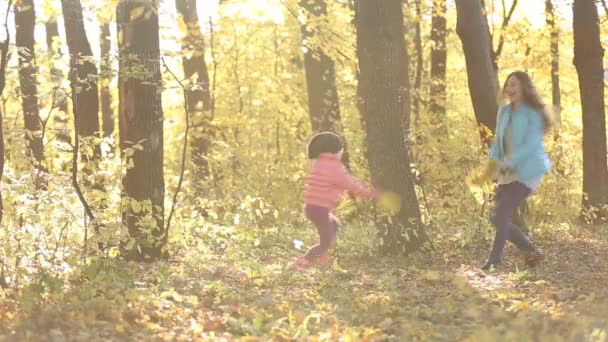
[307,132,343,159]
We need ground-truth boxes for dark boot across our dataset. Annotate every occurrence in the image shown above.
[481,260,499,272]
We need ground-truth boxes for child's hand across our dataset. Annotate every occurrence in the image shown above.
[329,213,341,226]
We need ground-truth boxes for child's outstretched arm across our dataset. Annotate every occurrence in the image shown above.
[332,164,378,199]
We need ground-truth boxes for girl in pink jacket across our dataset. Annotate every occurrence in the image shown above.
[294,132,378,271]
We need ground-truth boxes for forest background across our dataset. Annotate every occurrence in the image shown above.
[0,0,608,340]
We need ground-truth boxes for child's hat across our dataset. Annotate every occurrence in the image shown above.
[307,131,343,159]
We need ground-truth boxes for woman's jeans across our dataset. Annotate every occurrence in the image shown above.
[487,182,536,265]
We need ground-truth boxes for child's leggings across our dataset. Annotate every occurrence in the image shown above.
[303,204,337,259]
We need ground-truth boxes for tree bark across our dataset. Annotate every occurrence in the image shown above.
[45,17,70,144]
[455,0,498,145]
[430,0,447,118]
[61,0,101,161]
[100,22,114,139]
[0,0,12,222]
[117,0,165,260]
[573,0,608,218]
[300,0,343,134]
[354,0,426,254]
[545,0,560,115]
[15,0,46,174]
[413,0,423,123]
[176,0,212,178]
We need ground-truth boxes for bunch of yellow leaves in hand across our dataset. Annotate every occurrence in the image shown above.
[469,159,500,188]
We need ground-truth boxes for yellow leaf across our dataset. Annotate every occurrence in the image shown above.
[177,16,187,32]
[115,324,127,334]
[418,270,441,281]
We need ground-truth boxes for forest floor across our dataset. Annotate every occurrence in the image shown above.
[1,224,608,341]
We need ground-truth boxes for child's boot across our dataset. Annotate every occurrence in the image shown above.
[292,256,313,272]
[316,254,330,267]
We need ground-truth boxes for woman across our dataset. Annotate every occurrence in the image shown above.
[483,71,552,271]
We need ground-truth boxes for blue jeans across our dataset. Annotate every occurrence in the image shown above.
[487,182,536,265]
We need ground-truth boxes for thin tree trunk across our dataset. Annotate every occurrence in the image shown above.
[117,0,165,260]
[15,0,47,176]
[176,0,212,178]
[45,17,70,144]
[100,22,114,139]
[482,0,518,76]
[430,0,447,118]
[545,0,561,117]
[300,0,343,134]
[455,0,498,145]
[355,0,427,255]
[573,0,608,219]
[0,0,12,222]
[61,0,101,162]
[300,0,351,167]
[413,0,423,123]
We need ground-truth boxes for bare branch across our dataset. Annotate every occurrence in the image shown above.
[68,68,103,252]
[161,56,190,244]
[495,0,518,59]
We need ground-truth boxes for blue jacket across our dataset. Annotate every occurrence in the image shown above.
[488,103,551,188]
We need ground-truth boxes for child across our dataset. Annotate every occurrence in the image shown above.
[293,132,378,271]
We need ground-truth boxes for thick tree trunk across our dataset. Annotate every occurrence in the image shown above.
[61,0,101,161]
[117,0,165,260]
[430,0,447,118]
[45,18,71,146]
[455,0,498,145]
[100,22,114,139]
[300,0,343,134]
[15,0,46,174]
[354,0,426,255]
[573,0,608,218]
[176,0,212,178]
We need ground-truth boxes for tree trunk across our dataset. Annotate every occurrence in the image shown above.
[482,0,518,78]
[0,0,12,222]
[61,0,101,162]
[430,0,447,118]
[15,0,46,174]
[413,0,423,123]
[545,0,560,115]
[100,22,114,139]
[117,0,165,260]
[300,0,351,167]
[455,0,498,145]
[45,18,71,145]
[573,0,608,218]
[354,0,426,254]
[300,0,343,134]
[175,0,212,178]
